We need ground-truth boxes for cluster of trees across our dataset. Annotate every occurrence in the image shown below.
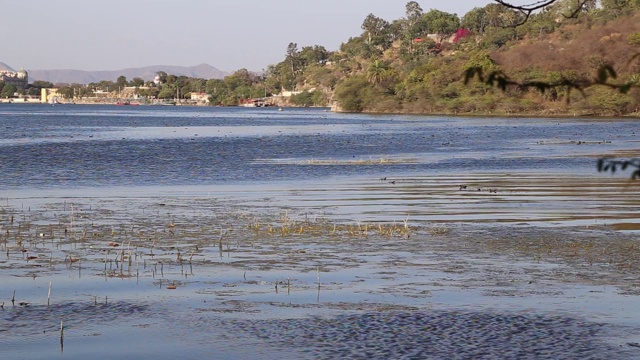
[13,0,640,114]
[326,1,640,114]
[0,80,55,98]
[42,70,277,106]
[0,82,18,98]
[253,0,640,115]
[50,73,210,101]
[180,0,636,112]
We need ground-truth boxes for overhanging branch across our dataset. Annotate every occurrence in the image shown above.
[493,0,587,26]
[493,0,558,12]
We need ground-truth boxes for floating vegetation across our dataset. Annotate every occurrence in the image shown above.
[2,195,640,359]
[253,156,418,166]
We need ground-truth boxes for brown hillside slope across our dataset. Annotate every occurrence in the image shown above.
[492,14,640,78]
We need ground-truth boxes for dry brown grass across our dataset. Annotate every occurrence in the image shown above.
[493,14,640,76]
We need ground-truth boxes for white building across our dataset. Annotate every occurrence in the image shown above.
[0,69,28,89]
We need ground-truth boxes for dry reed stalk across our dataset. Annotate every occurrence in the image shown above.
[60,320,64,351]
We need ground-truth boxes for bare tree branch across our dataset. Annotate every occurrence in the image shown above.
[493,0,558,12]
[493,0,589,26]
[562,0,591,19]
[598,158,640,179]
[494,0,558,25]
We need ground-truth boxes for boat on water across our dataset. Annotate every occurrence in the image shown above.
[241,98,272,107]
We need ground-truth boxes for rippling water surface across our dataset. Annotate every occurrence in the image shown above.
[1,104,640,359]
[1,104,639,226]
[1,104,637,189]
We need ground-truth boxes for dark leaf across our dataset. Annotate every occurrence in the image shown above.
[619,84,631,94]
[596,65,616,83]
[464,67,480,84]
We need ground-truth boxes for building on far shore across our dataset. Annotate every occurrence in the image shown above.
[190,92,210,104]
[41,88,62,104]
[0,69,28,89]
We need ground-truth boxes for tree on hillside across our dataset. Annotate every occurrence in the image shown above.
[165,74,178,86]
[466,1,640,95]
[32,80,54,89]
[404,1,424,40]
[340,36,376,58]
[56,86,74,99]
[422,9,461,42]
[286,42,300,80]
[480,0,640,178]
[130,77,145,87]
[492,0,580,23]
[462,7,489,34]
[492,0,640,23]
[361,14,392,50]
[367,60,390,85]
[299,45,329,67]
[551,0,596,17]
[222,68,262,101]
[116,75,128,90]
[1,84,17,98]
[157,86,176,100]
[405,1,423,22]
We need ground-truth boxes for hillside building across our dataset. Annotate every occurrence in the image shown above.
[0,69,28,89]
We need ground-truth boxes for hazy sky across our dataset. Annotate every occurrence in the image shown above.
[3,0,492,73]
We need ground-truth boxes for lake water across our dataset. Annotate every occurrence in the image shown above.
[1,104,640,359]
[1,104,636,189]
[1,104,639,226]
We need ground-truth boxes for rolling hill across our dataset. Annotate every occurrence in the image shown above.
[0,62,15,72]
[25,63,228,84]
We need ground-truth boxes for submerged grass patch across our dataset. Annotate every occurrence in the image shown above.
[2,197,640,359]
[1,198,639,293]
[253,156,418,166]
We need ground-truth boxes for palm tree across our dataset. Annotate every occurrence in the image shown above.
[367,59,390,85]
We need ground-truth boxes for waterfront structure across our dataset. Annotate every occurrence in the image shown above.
[0,69,28,89]
[190,92,210,103]
[41,88,62,104]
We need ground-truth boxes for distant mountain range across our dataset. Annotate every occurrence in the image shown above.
[19,63,228,84]
[0,62,15,72]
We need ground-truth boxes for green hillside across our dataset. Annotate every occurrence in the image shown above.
[36,1,640,116]
[259,1,640,116]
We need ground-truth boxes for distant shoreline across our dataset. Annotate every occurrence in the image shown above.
[2,100,640,118]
